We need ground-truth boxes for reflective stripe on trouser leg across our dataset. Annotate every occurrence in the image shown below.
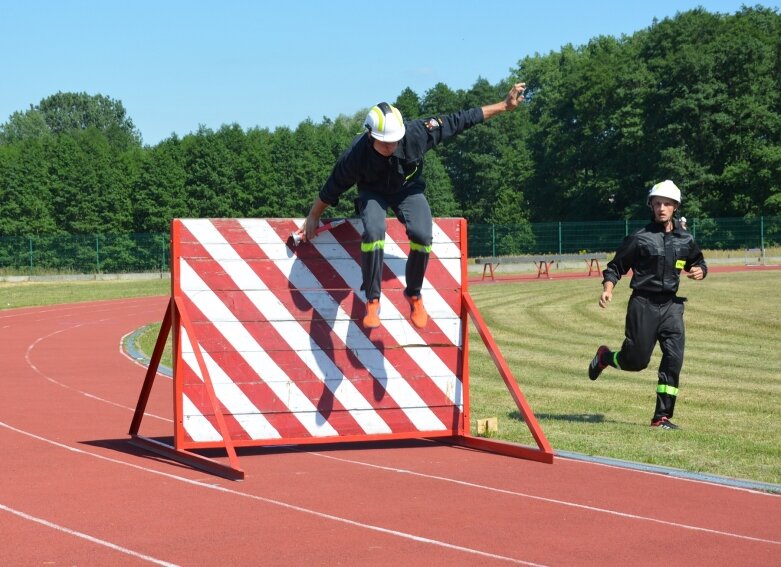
[405,242,431,297]
[361,240,385,300]
[653,300,685,420]
[358,192,388,301]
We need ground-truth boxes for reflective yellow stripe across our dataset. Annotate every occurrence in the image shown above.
[361,240,385,252]
[409,242,432,253]
[613,351,621,369]
[370,106,384,132]
[405,165,418,181]
[657,384,679,396]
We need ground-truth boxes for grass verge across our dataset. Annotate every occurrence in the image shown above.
[0,278,170,309]
[466,270,780,485]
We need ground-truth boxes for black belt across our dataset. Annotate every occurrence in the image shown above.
[631,290,685,304]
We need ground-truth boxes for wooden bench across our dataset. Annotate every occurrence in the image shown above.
[585,257,601,276]
[534,259,555,279]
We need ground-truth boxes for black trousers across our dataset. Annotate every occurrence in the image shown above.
[356,188,432,301]
[616,294,686,420]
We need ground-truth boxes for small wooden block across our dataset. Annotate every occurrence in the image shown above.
[476,417,499,434]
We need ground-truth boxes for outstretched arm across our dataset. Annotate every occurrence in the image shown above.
[481,82,526,120]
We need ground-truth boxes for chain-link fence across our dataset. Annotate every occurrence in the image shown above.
[0,217,778,274]
[0,233,170,274]
[468,216,780,257]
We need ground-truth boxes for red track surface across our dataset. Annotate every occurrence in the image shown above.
[1,296,779,566]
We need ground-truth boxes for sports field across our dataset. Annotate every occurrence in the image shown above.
[3,267,778,485]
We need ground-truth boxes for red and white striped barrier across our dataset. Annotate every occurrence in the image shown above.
[130,218,552,480]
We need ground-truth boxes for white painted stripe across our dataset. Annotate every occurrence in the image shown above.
[383,234,462,345]
[384,257,462,287]
[183,219,392,435]
[374,234,463,404]
[294,225,462,408]
[179,259,338,437]
[431,221,464,282]
[0,503,180,566]
[239,219,448,431]
[181,393,222,442]
[179,329,281,440]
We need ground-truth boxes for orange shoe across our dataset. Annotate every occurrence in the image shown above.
[406,295,428,329]
[363,298,381,328]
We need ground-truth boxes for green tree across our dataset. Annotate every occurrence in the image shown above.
[394,87,422,120]
[181,125,244,218]
[0,109,50,144]
[0,139,56,235]
[48,128,135,234]
[2,92,142,150]
[422,151,460,217]
[133,136,188,232]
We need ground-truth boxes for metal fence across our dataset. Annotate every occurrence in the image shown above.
[468,216,780,257]
[0,233,170,274]
[0,217,778,274]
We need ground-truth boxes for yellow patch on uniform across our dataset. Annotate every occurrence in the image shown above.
[675,259,686,270]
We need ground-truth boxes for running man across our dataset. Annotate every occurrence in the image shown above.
[588,180,707,429]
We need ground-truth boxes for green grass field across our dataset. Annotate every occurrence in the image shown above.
[3,271,779,485]
[466,270,780,485]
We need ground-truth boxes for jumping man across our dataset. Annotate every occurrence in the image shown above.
[298,83,527,329]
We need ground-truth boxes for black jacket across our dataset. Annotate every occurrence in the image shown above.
[318,107,485,206]
[603,219,708,295]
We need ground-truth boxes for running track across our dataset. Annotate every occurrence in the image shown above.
[1,296,779,566]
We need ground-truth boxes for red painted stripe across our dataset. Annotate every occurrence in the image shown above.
[224,220,461,421]
[333,220,459,346]
[384,221,463,313]
[178,294,315,441]
[177,225,369,437]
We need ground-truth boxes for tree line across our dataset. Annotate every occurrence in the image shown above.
[1,6,779,241]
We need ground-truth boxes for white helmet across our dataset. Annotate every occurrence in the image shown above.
[647,180,681,205]
[364,102,405,142]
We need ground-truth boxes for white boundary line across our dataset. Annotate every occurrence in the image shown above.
[0,503,179,567]
[303,451,781,546]
[0,421,544,566]
[23,317,171,423]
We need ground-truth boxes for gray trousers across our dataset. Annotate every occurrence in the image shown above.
[356,188,432,301]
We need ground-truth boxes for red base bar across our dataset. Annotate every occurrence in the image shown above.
[437,435,554,464]
[129,435,245,481]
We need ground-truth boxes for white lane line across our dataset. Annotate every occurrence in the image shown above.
[0,421,544,566]
[0,503,179,567]
[23,319,171,423]
[305,451,781,546]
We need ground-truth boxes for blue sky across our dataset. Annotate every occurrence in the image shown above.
[1,0,770,146]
